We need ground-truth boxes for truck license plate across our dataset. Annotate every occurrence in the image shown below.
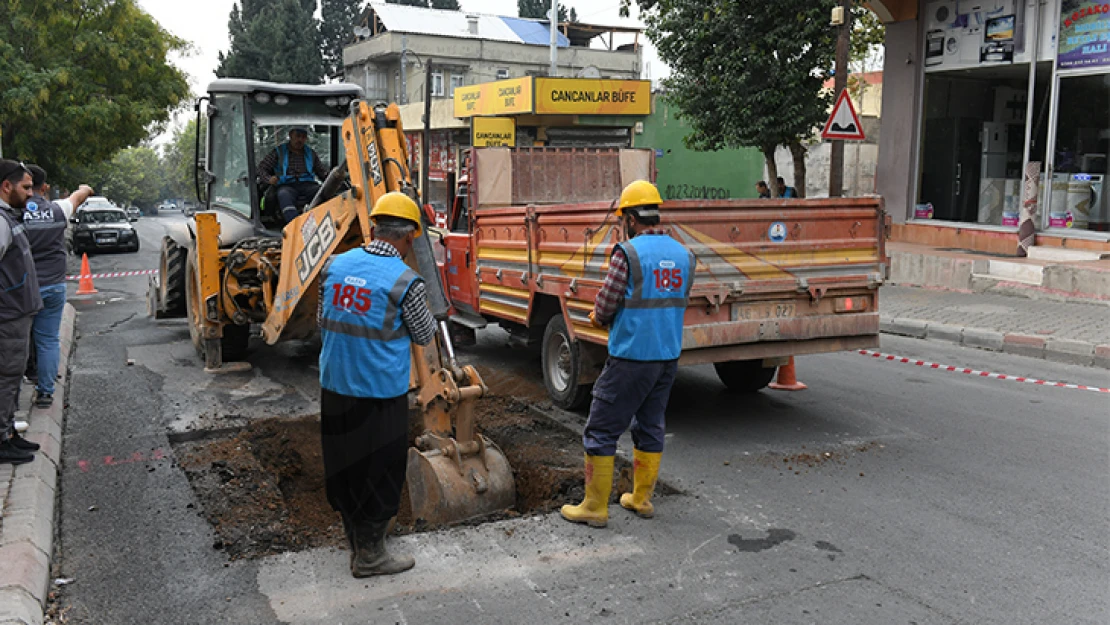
[731,302,796,321]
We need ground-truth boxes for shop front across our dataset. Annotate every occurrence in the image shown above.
[912,0,1109,246]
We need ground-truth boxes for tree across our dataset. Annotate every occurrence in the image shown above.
[518,0,578,22]
[321,0,366,79]
[626,0,837,197]
[161,119,207,203]
[76,146,166,209]
[217,0,325,84]
[386,0,461,9]
[0,0,190,188]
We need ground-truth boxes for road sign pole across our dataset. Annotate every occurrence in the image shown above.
[829,0,852,198]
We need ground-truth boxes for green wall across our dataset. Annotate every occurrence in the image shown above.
[635,94,765,201]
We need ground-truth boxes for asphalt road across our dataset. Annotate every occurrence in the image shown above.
[55,214,1109,624]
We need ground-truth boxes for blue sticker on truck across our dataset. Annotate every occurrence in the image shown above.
[768,221,787,243]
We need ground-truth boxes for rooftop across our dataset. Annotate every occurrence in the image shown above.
[354,2,641,49]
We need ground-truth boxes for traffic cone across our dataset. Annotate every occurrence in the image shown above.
[769,356,807,391]
[76,253,98,295]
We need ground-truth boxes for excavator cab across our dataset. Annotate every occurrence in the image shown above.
[198,79,365,235]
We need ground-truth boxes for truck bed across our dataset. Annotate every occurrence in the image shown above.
[472,196,886,364]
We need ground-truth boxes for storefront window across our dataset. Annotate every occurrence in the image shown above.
[918,71,1037,226]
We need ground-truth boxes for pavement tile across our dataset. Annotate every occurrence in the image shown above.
[1002,333,1047,359]
[961,327,1004,351]
[0,474,54,557]
[925,323,964,344]
[1045,338,1096,366]
[0,542,50,605]
[0,586,43,625]
[1095,344,1110,370]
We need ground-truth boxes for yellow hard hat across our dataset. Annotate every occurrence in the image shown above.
[370,192,423,237]
[617,180,663,217]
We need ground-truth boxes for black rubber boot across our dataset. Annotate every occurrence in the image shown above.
[350,520,414,578]
[0,439,34,465]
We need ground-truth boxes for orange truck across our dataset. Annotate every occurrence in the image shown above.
[433,147,888,409]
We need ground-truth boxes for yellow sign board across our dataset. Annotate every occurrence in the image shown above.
[454,77,533,117]
[472,117,516,147]
[534,78,651,115]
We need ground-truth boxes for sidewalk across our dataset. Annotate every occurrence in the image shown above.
[0,305,75,625]
[880,286,1110,368]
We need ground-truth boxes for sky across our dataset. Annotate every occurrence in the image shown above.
[138,0,670,140]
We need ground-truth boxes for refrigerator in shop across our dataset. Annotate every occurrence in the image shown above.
[920,118,982,222]
[977,122,1018,225]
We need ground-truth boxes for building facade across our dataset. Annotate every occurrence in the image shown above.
[341,2,644,208]
[872,0,1110,252]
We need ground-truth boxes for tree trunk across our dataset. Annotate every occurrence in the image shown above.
[763,146,780,198]
[789,141,807,198]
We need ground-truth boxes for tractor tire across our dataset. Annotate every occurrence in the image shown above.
[541,315,592,411]
[155,236,187,318]
[713,359,777,393]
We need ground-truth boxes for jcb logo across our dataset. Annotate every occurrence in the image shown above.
[296,213,337,284]
[366,139,383,186]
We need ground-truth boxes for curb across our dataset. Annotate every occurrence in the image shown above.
[880,314,1108,370]
[0,304,76,625]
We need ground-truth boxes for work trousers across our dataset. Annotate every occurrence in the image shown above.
[32,284,66,395]
[583,357,678,457]
[277,182,321,224]
[0,316,34,441]
[320,388,409,524]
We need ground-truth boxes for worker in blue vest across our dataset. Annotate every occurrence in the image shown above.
[561,180,695,528]
[257,126,330,224]
[317,192,435,577]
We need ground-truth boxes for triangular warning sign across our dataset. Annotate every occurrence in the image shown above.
[822,89,866,141]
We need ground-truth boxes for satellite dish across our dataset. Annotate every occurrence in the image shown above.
[577,66,601,79]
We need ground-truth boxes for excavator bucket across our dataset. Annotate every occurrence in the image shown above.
[406,436,515,526]
[403,225,516,527]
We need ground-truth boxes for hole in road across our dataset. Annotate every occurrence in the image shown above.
[173,395,680,560]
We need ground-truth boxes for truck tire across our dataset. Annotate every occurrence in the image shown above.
[155,237,187,318]
[541,315,592,411]
[714,359,777,393]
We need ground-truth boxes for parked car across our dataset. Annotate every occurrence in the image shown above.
[126,205,141,220]
[72,207,140,254]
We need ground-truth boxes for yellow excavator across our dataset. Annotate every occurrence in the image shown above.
[147,79,514,526]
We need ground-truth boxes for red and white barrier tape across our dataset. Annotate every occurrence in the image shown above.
[857,349,1110,394]
[66,269,158,281]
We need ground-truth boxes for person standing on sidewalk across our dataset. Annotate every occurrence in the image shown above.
[317,192,434,578]
[23,165,93,408]
[0,160,43,465]
[561,180,694,528]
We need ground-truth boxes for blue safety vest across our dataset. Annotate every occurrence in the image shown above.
[607,234,694,362]
[318,249,419,398]
[277,143,317,185]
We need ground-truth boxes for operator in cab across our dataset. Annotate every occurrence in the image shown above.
[561,180,695,529]
[256,126,330,224]
[317,192,435,578]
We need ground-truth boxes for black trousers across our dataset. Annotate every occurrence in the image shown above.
[320,388,409,524]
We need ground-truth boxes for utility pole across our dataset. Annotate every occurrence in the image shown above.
[549,0,558,76]
[422,59,433,207]
[400,35,408,105]
[828,0,852,198]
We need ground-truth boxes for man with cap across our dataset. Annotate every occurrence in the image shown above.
[317,192,435,577]
[256,126,330,224]
[23,165,93,408]
[561,180,694,528]
[0,159,44,465]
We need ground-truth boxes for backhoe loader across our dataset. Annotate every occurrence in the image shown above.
[147,79,514,526]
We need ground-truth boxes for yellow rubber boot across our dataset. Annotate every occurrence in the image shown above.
[560,454,615,528]
[620,449,662,518]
